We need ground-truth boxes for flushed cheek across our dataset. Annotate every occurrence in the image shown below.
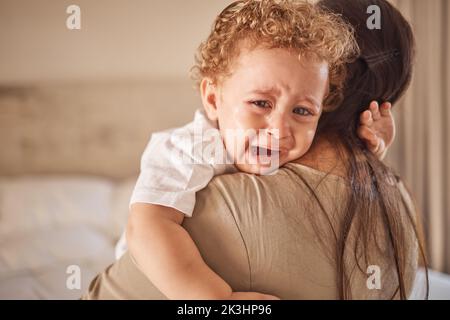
[305,128,316,143]
[230,106,265,131]
[292,128,317,154]
[217,103,245,131]
[220,109,249,147]
[219,125,250,163]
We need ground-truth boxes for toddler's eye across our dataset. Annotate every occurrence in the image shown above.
[252,100,271,109]
[293,106,313,116]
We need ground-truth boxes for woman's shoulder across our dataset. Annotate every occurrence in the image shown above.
[201,161,351,225]
[207,161,349,196]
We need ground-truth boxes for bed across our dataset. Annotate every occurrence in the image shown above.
[0,79,198,299]
[1,80,449,299]
[0,175,134,299]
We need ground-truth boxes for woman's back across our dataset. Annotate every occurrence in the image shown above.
[187,162,418,299]
[83,162,418,299]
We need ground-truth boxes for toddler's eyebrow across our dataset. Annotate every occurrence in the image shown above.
[249,87,282,97]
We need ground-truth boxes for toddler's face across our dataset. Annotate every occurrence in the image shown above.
[204,46,329,174]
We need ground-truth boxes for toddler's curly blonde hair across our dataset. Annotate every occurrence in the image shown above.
[191,0,359,111]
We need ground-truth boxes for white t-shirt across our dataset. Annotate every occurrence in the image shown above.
[115,109,236,259]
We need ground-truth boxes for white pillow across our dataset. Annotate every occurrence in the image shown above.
[109,175,138,240]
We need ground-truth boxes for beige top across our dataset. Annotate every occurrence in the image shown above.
[83,163,418,300]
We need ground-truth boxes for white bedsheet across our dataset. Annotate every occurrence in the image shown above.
[0,175,134,299]
[0,175,449,299]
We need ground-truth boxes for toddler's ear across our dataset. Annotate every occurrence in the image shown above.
[200,78,219,121]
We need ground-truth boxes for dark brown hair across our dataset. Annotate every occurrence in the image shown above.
[316,0,429,299]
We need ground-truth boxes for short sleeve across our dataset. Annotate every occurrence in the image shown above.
[129,109,235,216]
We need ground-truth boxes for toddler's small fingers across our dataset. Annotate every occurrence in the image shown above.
[360,110,373,126]
[260,294,281,300]
[368,136,381,154]
[357,126,377,147]
[370,101,381,121]
[379,102,392,117]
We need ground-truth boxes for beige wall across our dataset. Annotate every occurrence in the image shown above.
[0,0,236,178]
[0,0,232,84]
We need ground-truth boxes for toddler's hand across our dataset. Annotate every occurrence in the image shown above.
[357,101,395,160]
[228,291,280,300]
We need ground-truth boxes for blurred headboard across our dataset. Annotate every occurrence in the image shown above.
[0,79,200,179]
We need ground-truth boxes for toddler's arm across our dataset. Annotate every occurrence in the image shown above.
[126,203,279,300]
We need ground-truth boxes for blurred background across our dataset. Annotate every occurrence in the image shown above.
[0,0,449,299]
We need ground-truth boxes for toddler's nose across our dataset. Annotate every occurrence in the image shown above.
[267,112,291,140]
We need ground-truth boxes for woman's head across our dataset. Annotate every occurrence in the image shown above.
[317,0,415,136]
[310,0,427,300]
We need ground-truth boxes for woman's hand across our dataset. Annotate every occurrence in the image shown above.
[357,101,395,160]
[228,292,280,300]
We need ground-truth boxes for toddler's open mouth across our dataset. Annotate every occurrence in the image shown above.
[250,145,280,157]
[248,145,281,166]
